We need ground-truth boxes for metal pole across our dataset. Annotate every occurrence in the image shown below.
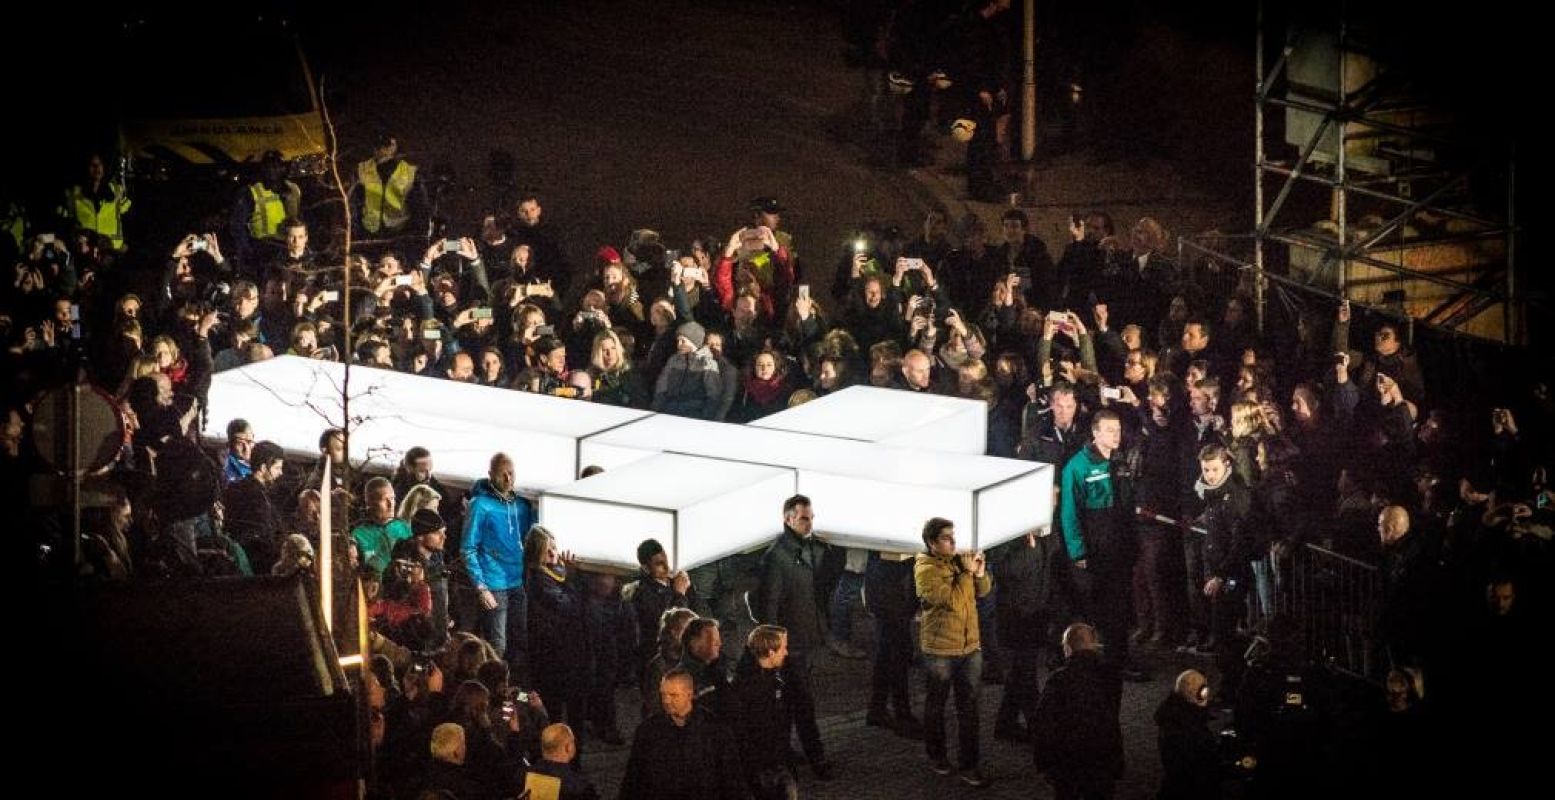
[1021,0,1037,161]
[1335,11,1348,295]
[1506,146,1516,345]
[320,457,333,632]
[1254,0,1266,334]
[71,381,83,574]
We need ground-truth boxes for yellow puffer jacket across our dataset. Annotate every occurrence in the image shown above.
[914,553,993,657]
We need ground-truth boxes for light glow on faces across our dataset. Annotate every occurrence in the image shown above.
[754,353,778,381]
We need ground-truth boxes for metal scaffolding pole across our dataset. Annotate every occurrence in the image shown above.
[1212,1,1523,345]
[1254,0,1267,334]
[1021,0,1036,161]
[1335,10,1348,294]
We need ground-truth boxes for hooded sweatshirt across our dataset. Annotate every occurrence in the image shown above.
[461,477,533,591]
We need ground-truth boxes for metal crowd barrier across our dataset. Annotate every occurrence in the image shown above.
[1274,543,1381,682]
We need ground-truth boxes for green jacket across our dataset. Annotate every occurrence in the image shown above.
[1060,445,1114,561]
[914,553,993,657]
[352,518,412,575]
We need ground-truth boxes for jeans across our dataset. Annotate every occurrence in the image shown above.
[923,649,983,769]
[828,571,864,642]
[1250,555,1274,628]
[479,586,529,679]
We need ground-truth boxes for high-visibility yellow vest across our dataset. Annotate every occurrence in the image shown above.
[357,158,417,234]
[64,182,131,250]
[248,182,290,240]
[2,202,24,251]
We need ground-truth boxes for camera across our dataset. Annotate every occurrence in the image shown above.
[853,239,868,254]
[395,274,414,287]
[471,307,493,320]
[664,249,680,268]
[190,238,209,253]
[1101,386,1123,401]
[443,239,462,254]
[319,290,341,303]
[204,281,232,307]
[533,324,556,337]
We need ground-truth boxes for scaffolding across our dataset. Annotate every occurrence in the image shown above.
[1187,1,1522,346]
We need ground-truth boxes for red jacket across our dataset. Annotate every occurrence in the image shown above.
[713,245,794,323]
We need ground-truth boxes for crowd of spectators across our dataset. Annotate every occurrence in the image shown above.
[6,109,1549,797]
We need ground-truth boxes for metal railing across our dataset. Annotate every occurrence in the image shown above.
[1275,543,1381,682]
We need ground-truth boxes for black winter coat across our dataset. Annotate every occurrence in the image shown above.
[993,533,1064,650]
[1198,476,1253,582]
[1031,651,1124,782]
[758,528,831,651]
[729,652,792,778]
[528,565,591,693]
[1154,693,1221,800]
[617,708,749,800]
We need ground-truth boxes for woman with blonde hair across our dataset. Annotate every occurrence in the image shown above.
[590,328,647,407]
[397,484,442,522]
[1228,400,1274,489]
[117,353,165,399]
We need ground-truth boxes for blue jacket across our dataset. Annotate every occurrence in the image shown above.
[462,478,533,591]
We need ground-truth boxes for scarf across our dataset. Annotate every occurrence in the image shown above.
[745,372,788,406]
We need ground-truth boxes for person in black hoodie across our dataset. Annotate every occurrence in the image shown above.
[731,624,797,800]
[993,527,1065,743]
[1154,669,1221,800]
[618,669,747,800]
[1031,623,1124,799]
[622,538,702,675]
[864,551,924,739]
[1131,375,1195,649]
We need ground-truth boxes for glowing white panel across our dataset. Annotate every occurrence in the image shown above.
[753,385,988,455]
[580,416,1050,551]
[206,356,650,491]
[538,454,796,571]
[973,465,1055,550]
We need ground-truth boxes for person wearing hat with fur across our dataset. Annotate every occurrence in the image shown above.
[393,508,451,649]
[652,321,724,420]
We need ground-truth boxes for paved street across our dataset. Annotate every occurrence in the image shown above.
[313,4,1246,798]
[579,610,1223,799]
[319,0,935,290]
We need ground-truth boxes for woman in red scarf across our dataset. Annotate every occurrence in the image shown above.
[729,348,795,423]
[149,335,191,390]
